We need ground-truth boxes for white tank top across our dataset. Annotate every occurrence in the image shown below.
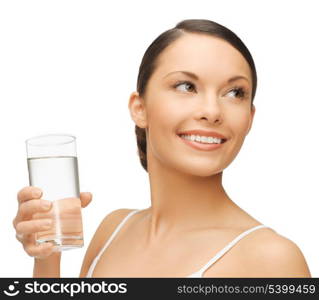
[86,209,269,278]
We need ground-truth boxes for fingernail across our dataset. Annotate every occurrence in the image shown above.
[42,201,51,209]
[33,189,42,198]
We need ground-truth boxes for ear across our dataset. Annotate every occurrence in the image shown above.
[246,104,256,135]
[128,91,148,128]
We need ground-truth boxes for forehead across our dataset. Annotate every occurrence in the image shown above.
[154,33,252,84]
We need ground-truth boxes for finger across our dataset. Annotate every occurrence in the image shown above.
[15,232,24,242]
[17,186,43,204]
[80,192,92,208]
[24,242,55,259]
[16,219,53,236]
[14,199,52,226]
[20,199,52,219]
[16,231,35,245]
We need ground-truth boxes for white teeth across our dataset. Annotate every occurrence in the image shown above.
[200,136,208,143]
[180,134,222,144]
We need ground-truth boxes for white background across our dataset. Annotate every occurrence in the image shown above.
[0,0,318,277]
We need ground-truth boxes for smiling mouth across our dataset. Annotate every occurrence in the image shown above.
[177,134,227,144]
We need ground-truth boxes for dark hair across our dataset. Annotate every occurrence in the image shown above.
[135,19,258,172]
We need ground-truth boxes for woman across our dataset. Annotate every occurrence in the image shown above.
[13,19,311,277]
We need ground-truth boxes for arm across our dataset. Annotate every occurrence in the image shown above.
[33,251,61,278]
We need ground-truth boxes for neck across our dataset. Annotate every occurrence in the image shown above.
[144,153,236,244]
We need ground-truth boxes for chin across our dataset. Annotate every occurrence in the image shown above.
[192,168,224,177]
[175,161,225,178]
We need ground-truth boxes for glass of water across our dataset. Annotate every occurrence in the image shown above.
[25,134,83,251]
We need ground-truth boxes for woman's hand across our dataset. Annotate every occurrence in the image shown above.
[13,186,92,260]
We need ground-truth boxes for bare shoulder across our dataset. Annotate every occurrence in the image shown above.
[240,228,311,277]
[79,208,136,277]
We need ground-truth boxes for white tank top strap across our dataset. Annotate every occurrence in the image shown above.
[86,209,141,278]
[189,224,269,277]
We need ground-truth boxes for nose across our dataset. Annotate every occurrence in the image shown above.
[195,92,223,124]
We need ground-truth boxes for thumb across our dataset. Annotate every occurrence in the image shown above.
[79,192,92,208]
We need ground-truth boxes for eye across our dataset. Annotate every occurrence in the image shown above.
[226,87,248,100]
[174,81,196,93]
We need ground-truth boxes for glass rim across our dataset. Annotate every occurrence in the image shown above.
[25,134,76,147]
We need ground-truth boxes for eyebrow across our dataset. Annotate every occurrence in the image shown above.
[163,70,249,84]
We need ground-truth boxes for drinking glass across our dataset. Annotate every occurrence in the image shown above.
[25,134,83,251]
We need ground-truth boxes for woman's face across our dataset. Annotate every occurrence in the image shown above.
[131,33,255,177]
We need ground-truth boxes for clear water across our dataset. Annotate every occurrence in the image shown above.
[27,156,83,250]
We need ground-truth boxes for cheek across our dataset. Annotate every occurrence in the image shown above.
[228,107,252,136]
[145,95,185,164]
[147,93,183,134]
